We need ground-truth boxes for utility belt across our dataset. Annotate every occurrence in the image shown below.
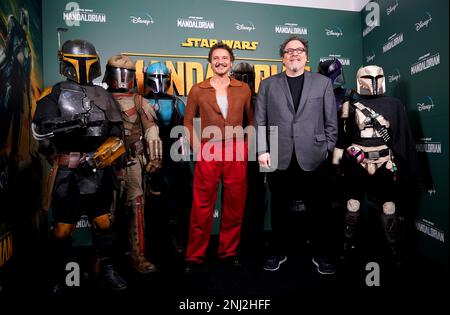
[363,148,390,160]
[43,153,88,212]
[346,145,391,162]
[56,152,88,168]
[56,137,125,169]
[346,144,396,175]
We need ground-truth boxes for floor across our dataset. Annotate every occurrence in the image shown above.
[1,223,447,312]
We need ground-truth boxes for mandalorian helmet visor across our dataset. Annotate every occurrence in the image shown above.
[145,62,171,94]
[104,66,136,90]
[356,65,386,96]
[59,39,101,85]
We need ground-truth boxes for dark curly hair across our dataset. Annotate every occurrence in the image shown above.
[208,42,235,62]
[279,36,309,57]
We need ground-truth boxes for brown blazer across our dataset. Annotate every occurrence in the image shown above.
[184,77,254,149]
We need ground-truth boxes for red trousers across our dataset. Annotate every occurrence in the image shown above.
[186,139,248,263]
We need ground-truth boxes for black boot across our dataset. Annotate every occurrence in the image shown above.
[98,257,128,291]
[93,228,128,290]
[380,213,403,267]
[341,210,360,261]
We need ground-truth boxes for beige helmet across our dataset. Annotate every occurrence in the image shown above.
[103,54,136,90]
[356,65,386,96]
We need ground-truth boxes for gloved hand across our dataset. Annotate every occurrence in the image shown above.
[146,159,162,174]
[146,139,163,173]
[147,140,163,161]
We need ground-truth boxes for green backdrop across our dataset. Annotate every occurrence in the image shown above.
[361,0,448,267]
[42,0,363,90]
[41,0,363,239]
[38,0,449,267]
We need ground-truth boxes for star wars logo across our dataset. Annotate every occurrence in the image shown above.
[181,38,259,50]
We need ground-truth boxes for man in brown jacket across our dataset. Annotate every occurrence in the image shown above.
[183,43,253,271]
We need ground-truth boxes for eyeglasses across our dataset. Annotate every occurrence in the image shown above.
[283,47,306,55]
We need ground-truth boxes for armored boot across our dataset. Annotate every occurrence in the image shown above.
[380,213,403,267]
[98,257,128,291]
[129,195,157,273]
[93,227,128,290]
[341,210,360,261]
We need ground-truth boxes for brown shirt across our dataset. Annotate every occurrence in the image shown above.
[184,77,254,149]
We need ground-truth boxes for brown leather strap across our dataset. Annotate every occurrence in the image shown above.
[56,152,84,168]
[42,163,58,211]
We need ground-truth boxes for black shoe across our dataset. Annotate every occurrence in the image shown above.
[263,255,287,271]
[99,264,128,291]
[312,257,336,275]
[182,261,206,274]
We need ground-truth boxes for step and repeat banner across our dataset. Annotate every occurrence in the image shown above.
[42,0,363,93]
[361,0,449,266]
[41,0,363,238]
[39,0,448,267]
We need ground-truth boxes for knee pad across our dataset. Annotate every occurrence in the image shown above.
[347,199,360,212]
[93,214,111,230]
[382,202,396,215]
[53,223,76,239]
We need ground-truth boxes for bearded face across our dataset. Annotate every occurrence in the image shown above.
[282,40,307,75]
[210,48,233,76]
